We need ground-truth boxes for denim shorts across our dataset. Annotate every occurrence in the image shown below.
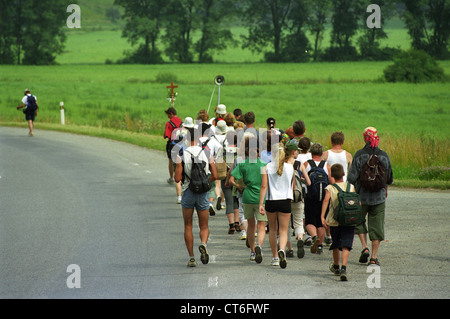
[181,189,210,211]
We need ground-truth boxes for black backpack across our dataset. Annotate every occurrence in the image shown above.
[359,149,387,192]
[27,95,38,112]
[307,160,329,202]
[332,183,362,227]
[185,149,211,194]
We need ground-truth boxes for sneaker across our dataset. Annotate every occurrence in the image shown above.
[340,267,348,281]
[359,248,370,263]
[329,263,340,276]
[250,252,256,261]
[187,257,197,267]
[278,249,287,269]
[234,222,241,232]
[325,236,332,246]
[209,204,216,216]
[310,236,320,253]
[199,243,209,265]
[304,235,312,246]
[177,196,182,204]
[240,230,247,241]
[216,196,222,210]
[286,250,294,258]
[167,177,175,184]
[255,245,263,264]
[271,258,280,266]
[297,239,305,258]
[228,227,235,234]
[317,245,323,254]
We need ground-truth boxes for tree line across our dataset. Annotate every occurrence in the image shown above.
[0,0,448,65]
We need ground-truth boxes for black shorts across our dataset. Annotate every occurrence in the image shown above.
[329,226,355,251]
[166,140,174,159]
[25,110,36,122]
[265,199,292,214]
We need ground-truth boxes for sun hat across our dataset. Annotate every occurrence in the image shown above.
[216,104,226,115]
[216,120,227,135]
[183,117,195,128]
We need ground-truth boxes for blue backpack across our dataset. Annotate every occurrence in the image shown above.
[26,95,38,112]
[307,160,329,202]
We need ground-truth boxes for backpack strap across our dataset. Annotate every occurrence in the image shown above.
[169,120,177,129]
[332,183,343,193]
[318,160,326,169]
[345,182,351,192]
[307,159,316,168]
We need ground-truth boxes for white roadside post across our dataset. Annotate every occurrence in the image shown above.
[60,101,65,125]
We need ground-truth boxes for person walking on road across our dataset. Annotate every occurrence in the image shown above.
[175,127,217,267]
[17,89,39,137]
[229,134,267,264]
[164,107,182,185]
[347,127,393,266]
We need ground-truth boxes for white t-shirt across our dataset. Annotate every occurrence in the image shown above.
[265,162,294,201]
[22,94,37,109]
[181,146,210,193]
[296,152,312,164]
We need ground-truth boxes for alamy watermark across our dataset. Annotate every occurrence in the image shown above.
[366,264,381,288]
[66,264,81,288]
[66,4,81,29]
[65,4,381,30]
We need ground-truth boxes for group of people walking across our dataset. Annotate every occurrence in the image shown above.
[164,105,393,281]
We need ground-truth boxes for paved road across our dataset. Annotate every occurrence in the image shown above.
[0,126,449,300]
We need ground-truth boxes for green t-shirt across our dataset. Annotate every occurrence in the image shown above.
[231,158,267,204]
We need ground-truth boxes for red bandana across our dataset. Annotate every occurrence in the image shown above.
[363,127,379,149]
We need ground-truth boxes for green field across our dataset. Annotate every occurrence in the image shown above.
[1,7,449,188]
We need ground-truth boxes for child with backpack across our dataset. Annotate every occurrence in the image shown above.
[321,163,360,281]
[303,143,334,254]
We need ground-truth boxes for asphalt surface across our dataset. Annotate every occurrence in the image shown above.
[0,126,449,300]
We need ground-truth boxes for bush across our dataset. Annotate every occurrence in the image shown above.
[320,45,359,62]
[416,166,450,181]
[383,50,446,83]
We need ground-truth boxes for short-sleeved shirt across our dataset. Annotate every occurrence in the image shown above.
[325,182,356,227]
[164,116,182,140]
[231,158,267,204]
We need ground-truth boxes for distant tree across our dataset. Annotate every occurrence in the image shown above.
[358,0,401,61]
[401,0,450,59]
[195,0,237,63]
[241,0,311,62]
[0,1,17,64]
[106,7,121,24]
[321,0,363,61]
[0,0,66,65]
[114,0,167,64]
[21,0,67,65]
[163,0,199,63]
[308,0,331,62]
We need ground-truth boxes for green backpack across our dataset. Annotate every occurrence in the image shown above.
[332,183,362,227]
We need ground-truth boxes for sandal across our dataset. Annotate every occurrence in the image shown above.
[368,258,380,266]
[359,248,370,263]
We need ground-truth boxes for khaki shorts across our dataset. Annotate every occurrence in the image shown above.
[243,203,268,222]
[354,202,385,241]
